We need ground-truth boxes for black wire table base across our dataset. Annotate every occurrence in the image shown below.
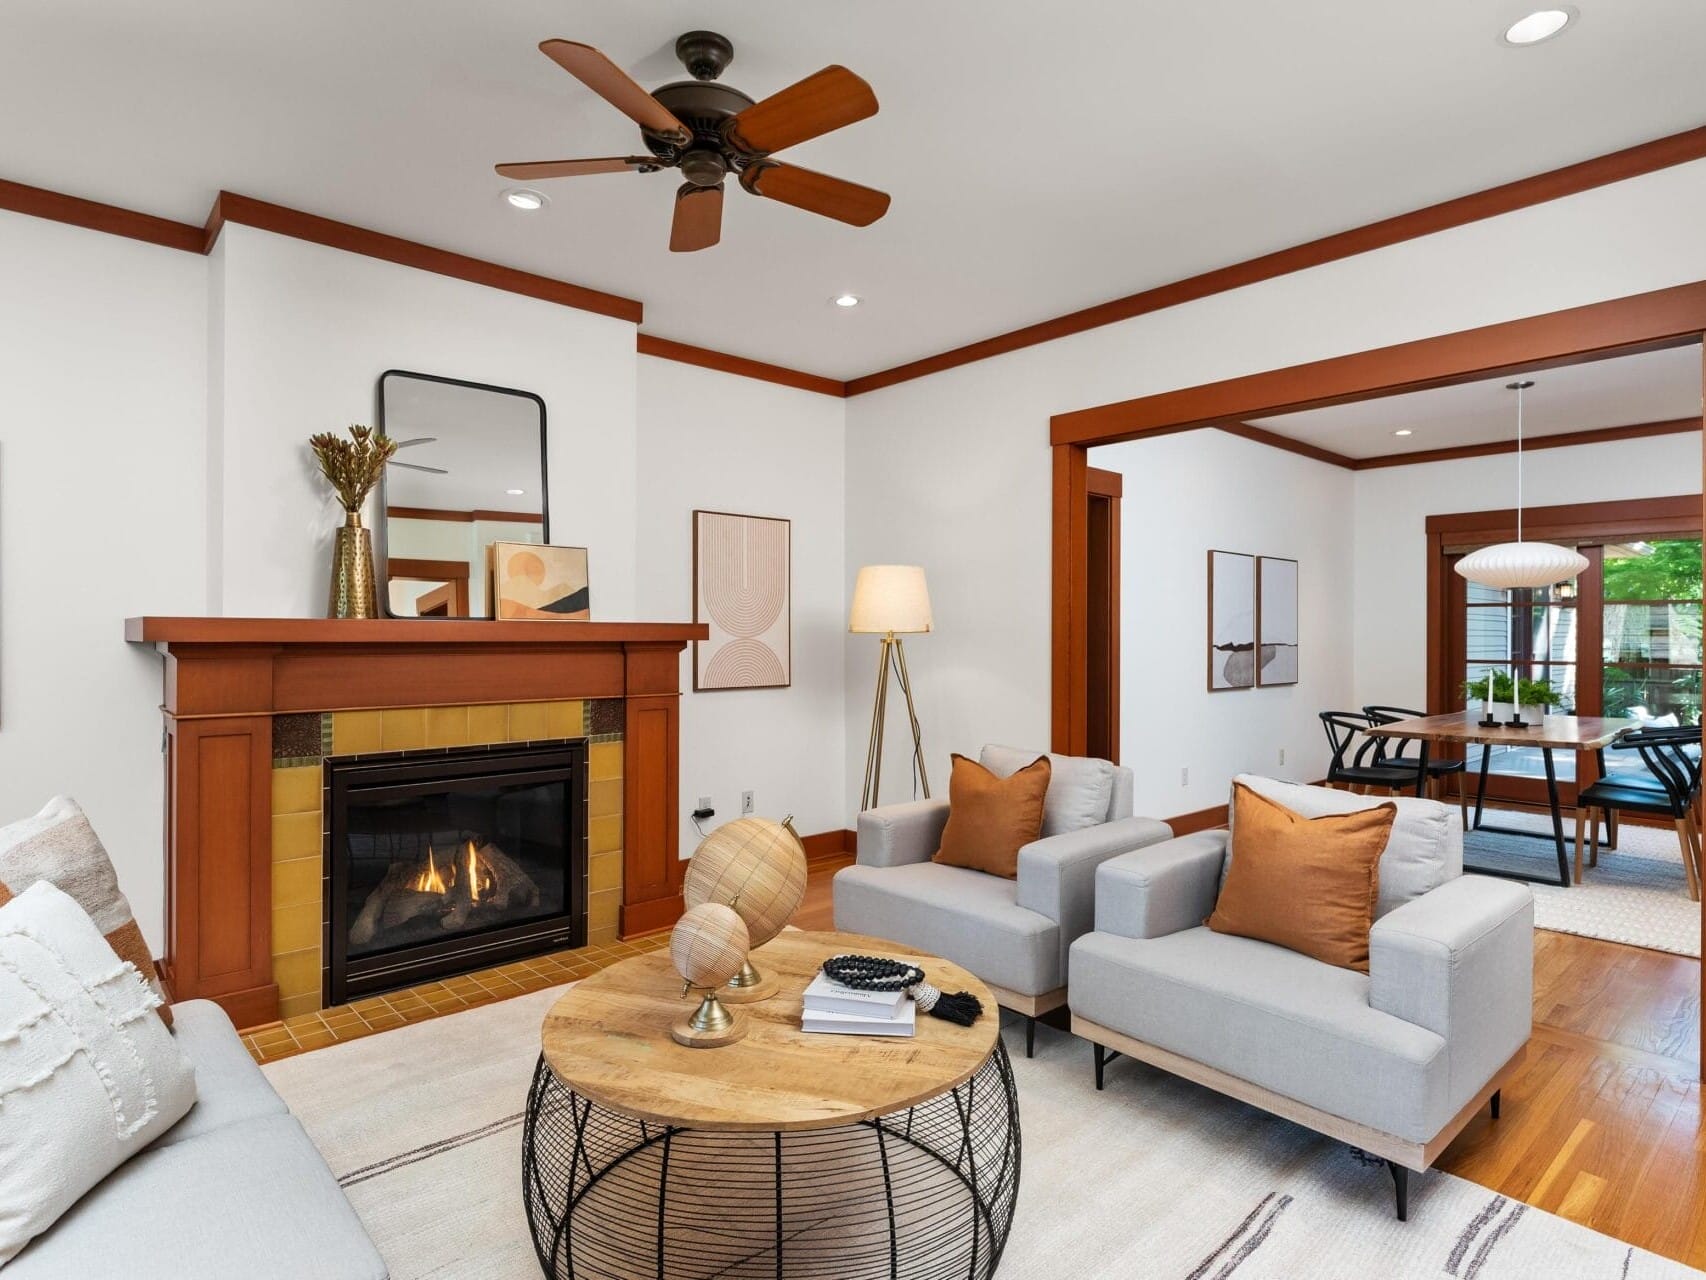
[522,1041,1021,1279]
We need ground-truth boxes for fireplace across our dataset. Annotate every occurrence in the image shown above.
[325,742,588,1004]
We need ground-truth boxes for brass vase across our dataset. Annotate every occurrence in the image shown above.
[328,511,379,619]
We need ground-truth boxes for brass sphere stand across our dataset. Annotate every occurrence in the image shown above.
[718,958,781,1004]
[670,986,747,1048]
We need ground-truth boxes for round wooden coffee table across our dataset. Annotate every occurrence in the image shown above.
[521,929,1020,1279]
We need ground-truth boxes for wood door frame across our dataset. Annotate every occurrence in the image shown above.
[1052,280,1706,751]
[1085,467,1122,761]
[1049,277,1706,1075]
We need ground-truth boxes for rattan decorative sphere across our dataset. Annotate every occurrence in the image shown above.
[669,902,750,990]
[683,817,808,948]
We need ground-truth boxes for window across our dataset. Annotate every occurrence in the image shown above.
[1463,579,1579,782]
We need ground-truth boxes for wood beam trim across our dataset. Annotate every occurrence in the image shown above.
[1052,281,1706,446]
[0,177,203,253]
[846,123,1706,397]
[637,334,846,398]
[1216,422,1357,469]
[1351,415,1702,470]
[204,191,643,324]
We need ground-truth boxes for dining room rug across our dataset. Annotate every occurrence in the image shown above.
[1460,811,1700,957]
[264,987,1701,1279]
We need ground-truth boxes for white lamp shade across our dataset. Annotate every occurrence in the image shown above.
[1454,541,1589,590]
[849,565,933,634]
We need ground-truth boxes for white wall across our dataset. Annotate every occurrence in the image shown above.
[635,356,847,852]
[211,225,639,616]
[844,156,1706,820]
[1352,431,1703,712]
[1090,432,1355,816]
[0,212,209,951]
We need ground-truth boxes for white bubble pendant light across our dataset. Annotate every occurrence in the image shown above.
[1454,380,1589,590]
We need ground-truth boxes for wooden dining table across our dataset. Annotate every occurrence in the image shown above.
[1364,710,1639,887]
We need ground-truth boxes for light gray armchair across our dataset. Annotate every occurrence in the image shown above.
[833,744,1173,1055]
[1069,774,1533,1220]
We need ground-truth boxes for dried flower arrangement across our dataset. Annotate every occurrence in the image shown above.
[308,424,397,513]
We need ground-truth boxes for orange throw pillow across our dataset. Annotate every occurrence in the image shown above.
[1206,783,1394,972]
[932,754,1052,879]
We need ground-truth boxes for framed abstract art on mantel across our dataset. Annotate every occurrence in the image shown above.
[693,510,791,691]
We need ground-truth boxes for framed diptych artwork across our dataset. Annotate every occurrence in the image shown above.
[1207,550,1255,692]
[693,510,792,691]
[1256,556,1300,687]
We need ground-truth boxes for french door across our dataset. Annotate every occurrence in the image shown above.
[1430,496,1702,809]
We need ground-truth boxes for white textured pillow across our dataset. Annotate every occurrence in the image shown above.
[979,744,1116,836]
[0,882,196,1264]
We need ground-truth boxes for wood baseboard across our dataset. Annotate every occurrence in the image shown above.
[1073,1014,1523,1171]
[801,828,855,864]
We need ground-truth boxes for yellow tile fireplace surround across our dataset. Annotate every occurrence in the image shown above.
[270,700,626,1020]
[127,617,704,1031]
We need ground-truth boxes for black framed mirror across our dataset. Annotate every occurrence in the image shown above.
[377,370,548,618]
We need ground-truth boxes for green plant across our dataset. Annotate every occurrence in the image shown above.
[1460,673,1561,705]
[308,424,396,513]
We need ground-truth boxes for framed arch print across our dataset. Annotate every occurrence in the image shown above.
[693,510,792,691]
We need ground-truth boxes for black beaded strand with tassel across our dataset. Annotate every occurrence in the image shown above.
[820,954,984,1026]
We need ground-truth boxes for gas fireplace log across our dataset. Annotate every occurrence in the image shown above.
[350,841,544,945]
[441,842,541,932]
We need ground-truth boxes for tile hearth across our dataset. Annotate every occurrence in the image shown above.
[242,932,669,1064]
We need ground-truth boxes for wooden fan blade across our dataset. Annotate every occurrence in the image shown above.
[725,65,877,154]
[494,156,653,180]
[669,183,724,253]
[740,162,890,227]
[388,461,449,475]
[539,40,689,141]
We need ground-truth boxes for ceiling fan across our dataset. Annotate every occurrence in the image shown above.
[495,31,890,252]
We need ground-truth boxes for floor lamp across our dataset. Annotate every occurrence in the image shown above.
[850,565,933,811]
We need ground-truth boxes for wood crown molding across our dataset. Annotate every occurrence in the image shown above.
[0,177,203,253]
[203,192,643,324]
[1217,414,1702,472]
[846,122,1706,397]
[9,120,1706,398]
[636,334,847,398]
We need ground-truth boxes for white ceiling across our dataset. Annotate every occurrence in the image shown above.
[1249,343,1704,458]
[4,2,1706,378]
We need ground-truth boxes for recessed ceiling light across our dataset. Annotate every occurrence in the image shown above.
[1502,8,1576,45]
[503,188,548,211]
[832,293,861,308]
[505,488,526,496]
[1393,429,1414,437]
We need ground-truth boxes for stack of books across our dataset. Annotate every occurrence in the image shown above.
[799,971,917,1037]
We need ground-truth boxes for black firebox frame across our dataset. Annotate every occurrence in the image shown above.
[324,741,588,1005]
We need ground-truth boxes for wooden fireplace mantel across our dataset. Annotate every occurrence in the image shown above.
[127,616,707,1027]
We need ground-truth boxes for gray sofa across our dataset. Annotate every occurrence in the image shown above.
[9,1000,387,1279]
[834,744,1173,1055]
[1069,775,1533,1220]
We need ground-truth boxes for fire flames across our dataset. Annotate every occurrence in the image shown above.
[412,845,449,894]
[409,841,494,900]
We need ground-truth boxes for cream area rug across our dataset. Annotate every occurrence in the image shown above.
[263,990,1700,1279]
[1460,811,1701,957]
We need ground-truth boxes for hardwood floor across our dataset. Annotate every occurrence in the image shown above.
[791,855,1706,1267]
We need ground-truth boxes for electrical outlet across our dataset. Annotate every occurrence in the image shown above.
[741,790,754,815]
[1278,748,1286,766]
[697,796,712,812]
[1180,767,1189,787]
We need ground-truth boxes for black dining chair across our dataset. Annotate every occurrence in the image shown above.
[1575,726,1702,899]
[1364,705,1468,828]
[1320,712,1428,796]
